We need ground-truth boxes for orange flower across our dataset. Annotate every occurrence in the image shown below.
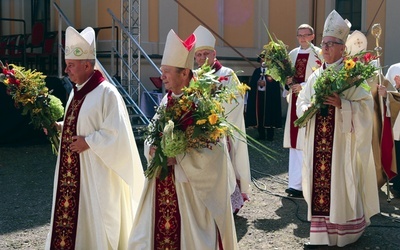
[208,113,218,125]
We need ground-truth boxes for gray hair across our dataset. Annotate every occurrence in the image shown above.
[80,59,96,66]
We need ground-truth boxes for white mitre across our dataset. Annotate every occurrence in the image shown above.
[161,29,196,69]
[385,63,400,87]
[345,30,367,56]
[65,26,96,60]
[193,25,216,52]
[323,10,352,42]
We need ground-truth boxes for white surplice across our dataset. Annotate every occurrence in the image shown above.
[214,65,252,197]
[284,46,321,191]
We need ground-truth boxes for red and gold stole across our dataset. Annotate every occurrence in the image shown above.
[154,91,181,250]
[212,60,223,72]
[381,107,396,180]
[311,106,335,216]
[50,70,104,250]
[290,53,309,148]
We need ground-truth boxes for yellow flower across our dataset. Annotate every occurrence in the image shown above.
[179,97,193,112]
[344,59,355,70]
[20,94,35,104]
[213,100,223,113]
[178,96,187,104]
[237,83,250,96]
[208,113,219,125]
[210,128,224,141]
[40,87,49,95]
[228,93,236,103]
[196,119,207,125]
[219,127,226,136]
[32,108,42,114]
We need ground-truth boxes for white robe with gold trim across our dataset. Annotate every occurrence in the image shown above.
[45,80,145,250]
[297,65,380,246]
[128,94,238,250]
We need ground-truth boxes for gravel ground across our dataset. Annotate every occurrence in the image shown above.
[0,128,400,249]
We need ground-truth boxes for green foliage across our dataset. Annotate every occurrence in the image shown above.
[1,63,64,154]
[294,52,377,127]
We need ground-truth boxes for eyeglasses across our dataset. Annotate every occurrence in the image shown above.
[320,41,343,48]
[297,34,313,38]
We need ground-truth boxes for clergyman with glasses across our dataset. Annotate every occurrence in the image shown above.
[283,24,321,198]
[296,10,379,248]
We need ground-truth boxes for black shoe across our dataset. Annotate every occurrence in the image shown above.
[390,187,400,198]
[285,188,303,198]
[303,242,327,249]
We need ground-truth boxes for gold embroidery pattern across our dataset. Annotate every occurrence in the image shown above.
[312,106,335,216]
[50,99,83,249]
[294,55,308,81]
[154,172,180,250]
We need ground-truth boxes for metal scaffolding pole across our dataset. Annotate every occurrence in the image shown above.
[121,0,141,101]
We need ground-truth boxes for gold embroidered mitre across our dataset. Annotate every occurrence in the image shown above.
[323,10,352,42]
[65,26,96,60]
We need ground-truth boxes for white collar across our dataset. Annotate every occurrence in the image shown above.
[76,72,95,91]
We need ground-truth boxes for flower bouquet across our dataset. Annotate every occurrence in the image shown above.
[0,62,64,154]
[294,51,377,128]
[144,62,274,179]
[260,28,295,87]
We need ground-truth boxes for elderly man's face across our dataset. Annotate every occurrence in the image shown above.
[194,49,216,68]
[160,65,189,94]
[64,60,91,85]
[320,36,345,64]
[394,75,400,89]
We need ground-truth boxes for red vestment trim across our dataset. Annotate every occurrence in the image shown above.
[381,107,397,180]
[154,168,181,250]
[289,53,309,148]
[50,98,84,250]
[212,60,223,72]
[72,70,105,100]
[50,71,104,249]
[310,216,367,235]
[311,106,335,216]
[293,53,308,83]
[289,94,299,148]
